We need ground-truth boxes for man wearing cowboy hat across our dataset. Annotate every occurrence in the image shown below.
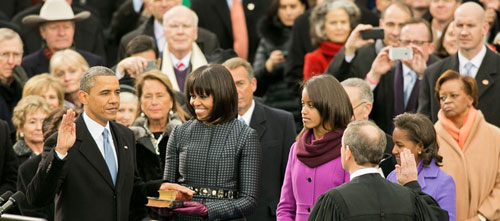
[19,0,104,77]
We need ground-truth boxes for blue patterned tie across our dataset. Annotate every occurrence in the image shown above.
[464,62,473,77]
[404,70,416,109]
[102,129,117,185]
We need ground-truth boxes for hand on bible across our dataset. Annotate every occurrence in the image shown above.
[159,183,194,201]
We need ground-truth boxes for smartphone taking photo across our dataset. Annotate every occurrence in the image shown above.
[389,47,413,60]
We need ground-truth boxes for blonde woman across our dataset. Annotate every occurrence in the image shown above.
[12,95,50,165]
[22,73,65,111]
[50,49,89,112]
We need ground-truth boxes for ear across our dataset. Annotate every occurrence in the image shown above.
[417,143,424,154]
[193,27,198,41]
[251,77,257,93]
[156,58,162,69]
[345,145,353,161]
[39,26,46,40]
[483,22,490,37]
[428,42,435,55]
[78,90,88,106]
[363,103,373,119]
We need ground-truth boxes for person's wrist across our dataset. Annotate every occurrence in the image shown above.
[345,46,356,57]
[366,71,381,84]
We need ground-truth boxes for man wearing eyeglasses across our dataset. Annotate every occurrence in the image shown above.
[0,28,25,133]
[364,18,440,134]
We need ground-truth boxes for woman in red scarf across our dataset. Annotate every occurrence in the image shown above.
[277,74,352,220]
[303,0,360,80]
[434,70,500,220]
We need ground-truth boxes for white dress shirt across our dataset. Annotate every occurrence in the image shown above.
[349,167,384,181]
[169,51,192,71]
[458,45,487,78]
[237,99,255,125]
[154,19,165,53]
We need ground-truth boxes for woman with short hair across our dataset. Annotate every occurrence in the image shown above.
[303,0,360,80]
[50,49,89,112]
[160,64,261,220]
[434,70,500,220]
[11,95,50,165]
[22,73,65,111]
[277,74,351,220]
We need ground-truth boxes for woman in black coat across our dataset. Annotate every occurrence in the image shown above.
[253,0,307,130]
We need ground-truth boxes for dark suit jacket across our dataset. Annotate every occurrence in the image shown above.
[11,4,106,60]
[0,120,17,194]
[247,101,296,221]
[191,0,269,63]
[21,48,103,77]
[0,0,30,19]
[326,41,379,82]
[371,55,440,134]
[117,17,220,63]
[309,173,419,220]
[26,116,160,221]
[418,47,500,127]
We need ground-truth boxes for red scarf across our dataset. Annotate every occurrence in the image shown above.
[296,128,344,168]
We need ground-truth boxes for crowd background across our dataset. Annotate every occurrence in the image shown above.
[0,0,500,220]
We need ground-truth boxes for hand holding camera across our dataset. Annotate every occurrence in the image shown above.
[265,50,286,73]
[400,46,427,77]
[116,56,150,78]
[344,24,377,57]
[366,46,394,83]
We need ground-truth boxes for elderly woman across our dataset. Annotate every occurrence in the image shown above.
[387,113,456,220]
[433,21,457,59]
[303,0,360,80]
[116,85,139,127]
[434,70,500,220]
[22,73,65,111]
[50,49,89,112]
[253,0,307,113]
[160,64,261,220]
[277,74,351,220]
[11,95,50,165]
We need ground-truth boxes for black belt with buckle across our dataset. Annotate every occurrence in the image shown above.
[187,186,239,199]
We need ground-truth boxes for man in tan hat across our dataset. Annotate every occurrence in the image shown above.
[18,0,104,77]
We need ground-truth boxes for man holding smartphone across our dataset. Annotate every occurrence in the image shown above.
[364,18,439,134]
[326,2,412,82]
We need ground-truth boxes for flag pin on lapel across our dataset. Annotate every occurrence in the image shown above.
[124,145,128,150]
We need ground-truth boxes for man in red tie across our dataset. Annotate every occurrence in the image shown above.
[160,5,208,92]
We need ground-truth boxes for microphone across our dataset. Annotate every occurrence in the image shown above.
[0,191,13,205]
[0,191,25,215]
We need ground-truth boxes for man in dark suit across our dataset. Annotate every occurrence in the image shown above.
[0,28,25,132]
[26,66,193,220]
[0,120,17,194]
[365,18,439,134]
[309,120,441,220]
[117,0,219,63]
[223,57,296,221]
[11,0,106,62]
[341,78,396,177]
[325,2,412,82]
[19,0,104,77]
[191,0,270,63]
[418,2,500,127]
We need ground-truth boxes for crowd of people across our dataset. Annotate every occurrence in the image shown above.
[0,0,500,220]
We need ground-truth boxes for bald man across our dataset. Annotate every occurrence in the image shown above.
[418,2,500,129]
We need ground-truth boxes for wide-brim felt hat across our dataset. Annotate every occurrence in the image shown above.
[22,0,90,26]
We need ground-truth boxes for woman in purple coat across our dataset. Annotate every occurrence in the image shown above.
[387,113,456,221]
[276,75,351,220]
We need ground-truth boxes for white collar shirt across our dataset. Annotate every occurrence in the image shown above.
[349,167,383,181]
[458,45,487,78]
[82,112,118,167]
[238,99,255,125]
[154,19,165,53]
[169,51,192,71]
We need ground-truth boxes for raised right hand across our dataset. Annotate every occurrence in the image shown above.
[55,109,76,155]
[345,24,375,57]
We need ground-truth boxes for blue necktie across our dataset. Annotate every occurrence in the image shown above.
[102,129,117,185]
[464,62,474,77]
[404,70,416,109]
